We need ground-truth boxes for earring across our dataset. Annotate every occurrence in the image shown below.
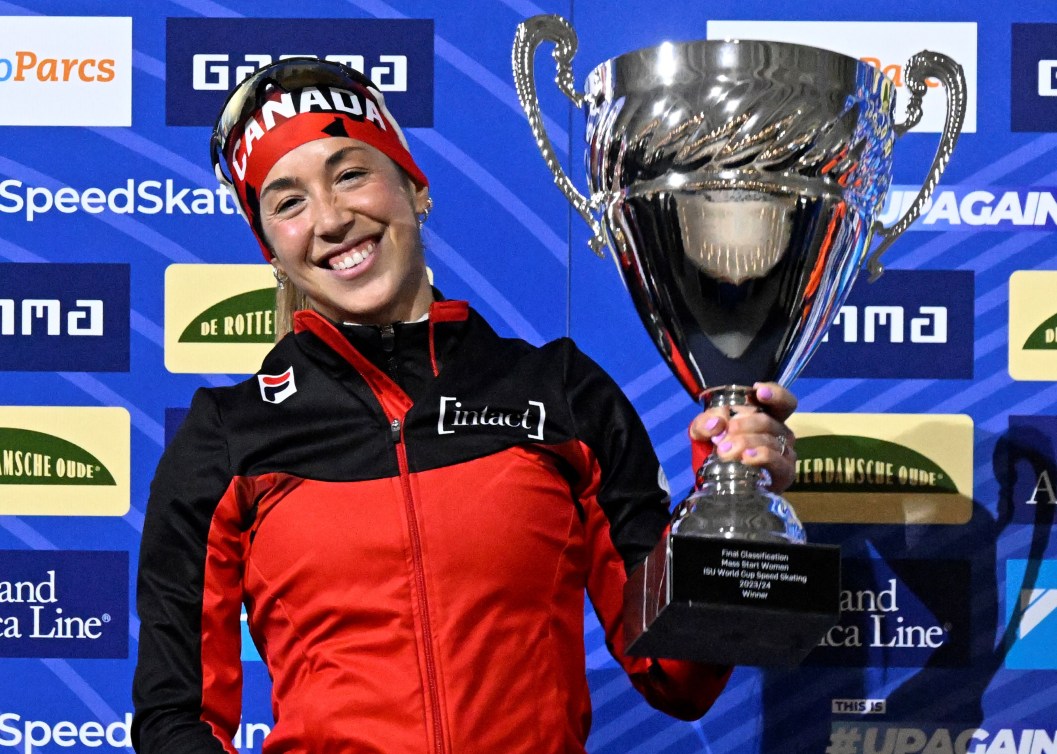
[417,196,434,229]
[273,268,288,290]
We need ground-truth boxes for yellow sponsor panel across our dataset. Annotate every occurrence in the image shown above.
[0,406,130,516]
[786,413,974,525]
[165,264,276,374]
[1009,270,1057,381]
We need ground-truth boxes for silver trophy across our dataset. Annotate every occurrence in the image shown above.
[513,15,966,665]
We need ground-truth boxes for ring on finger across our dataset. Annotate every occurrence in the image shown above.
[777,434,788,457]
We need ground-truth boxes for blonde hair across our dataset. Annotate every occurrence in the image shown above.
[274,282,309,341]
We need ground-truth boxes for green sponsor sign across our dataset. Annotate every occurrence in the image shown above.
[793,435,957,493]
[179,288,274,343]
[0,428,115,485]
[1024,312,1057,350]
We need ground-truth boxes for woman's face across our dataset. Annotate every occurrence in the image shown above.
[259,137,432,325]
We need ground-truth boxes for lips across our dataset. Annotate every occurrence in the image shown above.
[323,235,381,272]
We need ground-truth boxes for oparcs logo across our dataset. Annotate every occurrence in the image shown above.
[860,55,940,89]
[0,51,115,83]
[192,54,408,93]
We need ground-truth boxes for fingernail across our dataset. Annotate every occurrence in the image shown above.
[757,386,773,400]
[719,441,733,453]
[705,417,720,431]
[744,448,758,458]
[714,431,727,443]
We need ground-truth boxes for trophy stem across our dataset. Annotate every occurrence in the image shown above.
[694,384,770,493]
[622,386,840,666]
[674,383,805,544]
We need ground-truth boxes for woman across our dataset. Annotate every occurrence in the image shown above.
[132,59,799,754]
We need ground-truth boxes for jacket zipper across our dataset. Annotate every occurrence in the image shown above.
[391,416,445,754]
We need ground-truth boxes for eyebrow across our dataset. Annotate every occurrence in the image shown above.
[260,176,299,201]
[324,145,368,172]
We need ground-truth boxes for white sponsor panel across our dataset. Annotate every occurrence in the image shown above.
[0,17,131,126]
[706,21,977,133]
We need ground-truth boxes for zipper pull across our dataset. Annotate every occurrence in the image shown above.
[390,418,401,443]
[380,323,396,352]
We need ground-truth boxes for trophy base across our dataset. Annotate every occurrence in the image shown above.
[624,532,840,666]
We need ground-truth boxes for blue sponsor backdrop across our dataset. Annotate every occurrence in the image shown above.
[0,550,128,659]
[1,1,1056,752]
[0,263,129,372]
[165,17,435,127]
[802,270,974,380]
[1011,24,1057,133]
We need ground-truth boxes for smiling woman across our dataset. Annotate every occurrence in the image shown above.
[259,139,432,326]
[131,57,799,754]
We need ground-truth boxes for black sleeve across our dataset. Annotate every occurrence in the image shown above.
[564,341,732,720]
[562,340,673,571]
[132,388,243,754]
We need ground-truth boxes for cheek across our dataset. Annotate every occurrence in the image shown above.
[264,220,310,259]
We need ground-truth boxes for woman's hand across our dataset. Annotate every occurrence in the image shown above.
[688,382,798,493]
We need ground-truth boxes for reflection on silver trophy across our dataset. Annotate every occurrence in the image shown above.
[513,15,966,665]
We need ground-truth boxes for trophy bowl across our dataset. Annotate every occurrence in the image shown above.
[513,15,965,665]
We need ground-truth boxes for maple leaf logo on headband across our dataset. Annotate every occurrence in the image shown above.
[322,118,350,138]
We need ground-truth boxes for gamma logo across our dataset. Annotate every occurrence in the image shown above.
[1005,559,1057,669]
[0,263,129,372]
[165,17,434,127]
[0,550,128,658]
[1012,24,1057,132]
[803,270,972,380]
[0,17,131,126]
[165,264,275,374]
[1009,271,1057,381]
[706,20,978,133]
[786,413,973,524]
[0,406,129,516]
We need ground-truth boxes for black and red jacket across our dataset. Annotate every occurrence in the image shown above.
[132,301,730,754]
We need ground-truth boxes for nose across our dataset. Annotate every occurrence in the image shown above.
[314,190,353,240]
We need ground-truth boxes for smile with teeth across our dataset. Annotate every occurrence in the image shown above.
[329,241,377,271]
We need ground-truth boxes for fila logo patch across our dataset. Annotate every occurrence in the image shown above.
[258,367,296,404]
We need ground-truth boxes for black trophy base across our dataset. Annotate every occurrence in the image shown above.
[624,532,841,666]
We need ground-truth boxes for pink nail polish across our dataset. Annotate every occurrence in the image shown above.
[714,431,727,443]
[705,417,720,431]
[757,386,773,400]
[719,441,733,453]
[744,448,758,458]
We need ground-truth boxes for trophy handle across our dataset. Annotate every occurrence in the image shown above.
[866,51,967,281]
[513,14,606,257]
